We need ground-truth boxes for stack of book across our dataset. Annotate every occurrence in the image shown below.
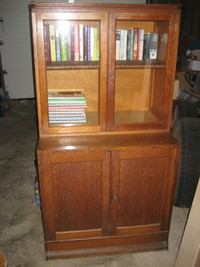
[116,27,158,61]
[48,91,87,124]
[44,22,99,63]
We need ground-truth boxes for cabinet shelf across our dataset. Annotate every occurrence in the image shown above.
[115,110,160,125]
[49,111,99,127]
[116,60,166,69]
[46,61,99,70]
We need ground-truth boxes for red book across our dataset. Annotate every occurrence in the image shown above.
[44,24,51,62]
[74,24,79,61]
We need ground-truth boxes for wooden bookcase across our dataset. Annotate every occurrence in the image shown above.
[31,3,181,260]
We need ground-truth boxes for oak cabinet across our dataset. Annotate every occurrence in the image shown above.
[37,134,179,259]
[31,3,181,259]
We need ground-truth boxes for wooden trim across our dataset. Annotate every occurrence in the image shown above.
[116,224,160,235]
[56,229,102,240]
[46,241,167,260]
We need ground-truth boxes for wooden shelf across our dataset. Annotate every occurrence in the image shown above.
[114,110,160,125]
[46,61,99,70]
[116,60,166,69]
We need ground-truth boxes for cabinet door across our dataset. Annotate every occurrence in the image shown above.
[107,7,180,131]
[110,147,178,236]
[37,150,110,241]
[32,9,108,135]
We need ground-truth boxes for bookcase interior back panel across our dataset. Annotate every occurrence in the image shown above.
[47,69,99,112]
[114,68,165,125]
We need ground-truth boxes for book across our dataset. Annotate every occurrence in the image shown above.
[94,28,98,61]
[74,24,79,61]
[90,27,95,61]
[44,24,51,62]
[49,24,56,62]
[119,29,125,60]
[137,28,141,60]
[71,25,74,61]
[123,30,127,60]
[79,24,84,61]
[48,91,86,100]
[84,26,88,61]
[48,91,87,124]
[55,25,61,61]
[66,24,72,61]
[149,32,158,59]
[127,29,132,60]
[59,24,68,61]
[138,29,144,60]
[133,28,138,60]
[143,33,150,60]
[116,29,120,60]
[87,25,91,61]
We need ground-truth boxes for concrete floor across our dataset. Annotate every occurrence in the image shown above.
[0,100,189,267]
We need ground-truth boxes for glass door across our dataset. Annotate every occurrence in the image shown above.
[108,12,177,131]
[35,12,108,134]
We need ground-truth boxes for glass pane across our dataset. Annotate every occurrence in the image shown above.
[114,20,169,126]
[44,20,100,126]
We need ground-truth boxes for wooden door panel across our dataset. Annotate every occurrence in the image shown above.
[117,156,168,226]
[39,150,110,241]
[110,148,176,236]
[52,161,103,232]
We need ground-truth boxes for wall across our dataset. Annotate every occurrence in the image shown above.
[0,0,145,99]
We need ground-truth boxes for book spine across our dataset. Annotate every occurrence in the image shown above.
[119,29,124,60]
[116,29,120,60]
[94,28,98,61]
[79,24,84,61]
[87,25,91,61]
[60,26,67,61]
[49,24,56,62]
[44,24,51,62]
[74,24,79,61]
[67,24,72,61]
[71,25,75,61]
[138,29,144,60]
[133,28,138,60]
[149,32,158,59]
[97,28,99,61]
[84,26,88,61]
[90,27,94,61]
[55,25,61,62]
[137,28,141,60]
[123,30,127,60]
[143,33,150,60]
[127,29,132,60]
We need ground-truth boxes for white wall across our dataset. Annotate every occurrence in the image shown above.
[0,0,146,99]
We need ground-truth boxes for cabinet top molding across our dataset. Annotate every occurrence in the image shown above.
[30,2,181,12]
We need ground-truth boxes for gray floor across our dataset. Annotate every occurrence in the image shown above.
[0,100,189,267]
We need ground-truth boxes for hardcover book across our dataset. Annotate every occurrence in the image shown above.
[44,24,51,62]
[49,24,56,62]
[55,25,61,61]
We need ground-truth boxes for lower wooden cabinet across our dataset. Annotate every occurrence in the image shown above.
[37,134,179,259]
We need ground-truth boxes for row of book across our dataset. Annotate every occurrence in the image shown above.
[116,28,159,61]
[48,91,87,124]
[44,23,99,63]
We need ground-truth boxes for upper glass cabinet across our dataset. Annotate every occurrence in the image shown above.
[32,4,180,136]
